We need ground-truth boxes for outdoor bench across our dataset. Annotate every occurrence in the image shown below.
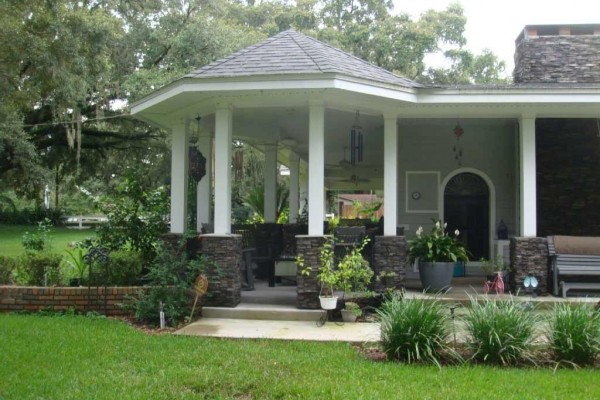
[548,235,600,297]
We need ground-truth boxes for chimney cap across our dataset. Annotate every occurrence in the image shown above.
[516,23,600,45]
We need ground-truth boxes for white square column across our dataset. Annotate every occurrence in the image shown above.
[288,153,300,223]
[383,114,398,236]
[264,142,278,223]
[308,103,325,235]
[214,107,233,234]
[196,135,212,233]
[170,123,189,234]
[519,115,537,237]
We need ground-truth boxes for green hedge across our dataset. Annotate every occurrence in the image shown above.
[0,256,18,284]
[13,253,63,286]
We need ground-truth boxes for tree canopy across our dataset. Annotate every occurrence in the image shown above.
[0,0,507,212]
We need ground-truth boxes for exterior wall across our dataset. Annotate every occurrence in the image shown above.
[397,118,518,240]
[514,36,600,83]
[0,286,149,315]
[537,119,600,236]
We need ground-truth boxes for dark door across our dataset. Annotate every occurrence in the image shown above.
[444,173,489,260]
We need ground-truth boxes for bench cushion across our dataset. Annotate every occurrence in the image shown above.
[553,236,600,256]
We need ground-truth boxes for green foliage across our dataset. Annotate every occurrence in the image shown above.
[408,220,469,263]
[464,296,539,365]
[106,251,144,286]
[64,248,87,281]
[243,183,289,223]
[546,303,600,367]
[5,315,600,399]
[336,237,373,294]
[343,301,362,317]
[0,256,18,284]
[377,293,456,366]
[129,241,217,326]
[0,207,65,226]
[13,253,63,286]
[94,174,169,263]
[21,219,53,253]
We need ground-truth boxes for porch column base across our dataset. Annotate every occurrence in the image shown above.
[296,235,329,309]
[200,234,242,307]
[510,237,549,294]
[373,236,407,291]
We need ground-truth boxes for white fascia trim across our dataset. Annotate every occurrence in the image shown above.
[131,74,419,115]
[417,88,600,104]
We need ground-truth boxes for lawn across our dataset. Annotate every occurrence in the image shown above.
[1,314,599,399]
[0,225,94,257]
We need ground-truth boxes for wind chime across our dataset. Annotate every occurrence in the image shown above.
[189,115,207,182]
[350,111,364,165]
[452,120,464,166]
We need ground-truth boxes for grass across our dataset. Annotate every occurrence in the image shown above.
[0,225,94,257]
[1,314,600,399]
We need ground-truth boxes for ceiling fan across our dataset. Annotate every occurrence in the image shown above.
[328,174,370,186]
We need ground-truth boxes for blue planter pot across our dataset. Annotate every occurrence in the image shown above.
[419,262,454,292]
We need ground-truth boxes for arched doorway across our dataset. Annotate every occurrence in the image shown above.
[443,173,490,260]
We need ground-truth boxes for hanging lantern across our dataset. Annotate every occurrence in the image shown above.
[452,120,464,166]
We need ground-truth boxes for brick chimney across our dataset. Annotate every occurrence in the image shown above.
[513,24,600,83]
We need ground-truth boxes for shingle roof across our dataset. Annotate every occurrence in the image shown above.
[185,30,422,88]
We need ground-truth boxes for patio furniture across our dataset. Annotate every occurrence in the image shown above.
[333,226,366,260]
[548,235,600,297]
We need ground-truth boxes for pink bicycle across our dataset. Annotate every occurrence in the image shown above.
[484,271,505,294]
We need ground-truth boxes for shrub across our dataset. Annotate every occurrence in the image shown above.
[0,207,64,225]
[21,219,53,253]
[14,253,63,286]
[106,251,144,286]
[464,296,539,365]
[546,302,600,367]
[128,241,217,326]
[0,256,18,284]
[377,292,455,366]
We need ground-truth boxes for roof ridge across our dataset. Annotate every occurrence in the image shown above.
[285,30,324,73]
[296,30,419,86]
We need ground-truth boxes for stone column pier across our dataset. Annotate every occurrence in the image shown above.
[510,237,549,294]
[296,235,328,309]
[200,234,242,307]
[372,236,407,292]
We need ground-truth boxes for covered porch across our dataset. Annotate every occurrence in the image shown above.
[131,30,600,307]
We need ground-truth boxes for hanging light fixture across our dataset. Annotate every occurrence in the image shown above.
[350,110,363,166]
[452,119,464,166]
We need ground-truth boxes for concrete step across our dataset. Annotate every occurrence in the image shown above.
[202,304,323,321]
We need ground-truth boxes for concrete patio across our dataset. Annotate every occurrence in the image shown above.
[176,278,600,342]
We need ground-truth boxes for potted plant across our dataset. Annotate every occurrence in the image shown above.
[341,301,362,322]
[408,220,469,292]
[65,247,87,286]
[299,238,339,310]
[336,237,374,296]
[480,254,511,293]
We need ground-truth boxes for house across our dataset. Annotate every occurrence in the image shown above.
[131,24,600,306]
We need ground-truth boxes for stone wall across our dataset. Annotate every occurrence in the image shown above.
[0,286,149,315]
[514,36,600,83]
[510,237,549,294]
[199,234,242,307]
[372,236,407,291]
[296,235,328,309]
[536,119,600,237]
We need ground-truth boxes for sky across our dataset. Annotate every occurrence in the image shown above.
[393,0,600,75]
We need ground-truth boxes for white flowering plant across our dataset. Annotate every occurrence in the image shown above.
[408,220,469,264]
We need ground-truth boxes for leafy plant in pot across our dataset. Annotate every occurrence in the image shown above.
[409,220,469,292]
[341,301,362,322]
[298,238,339,310]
